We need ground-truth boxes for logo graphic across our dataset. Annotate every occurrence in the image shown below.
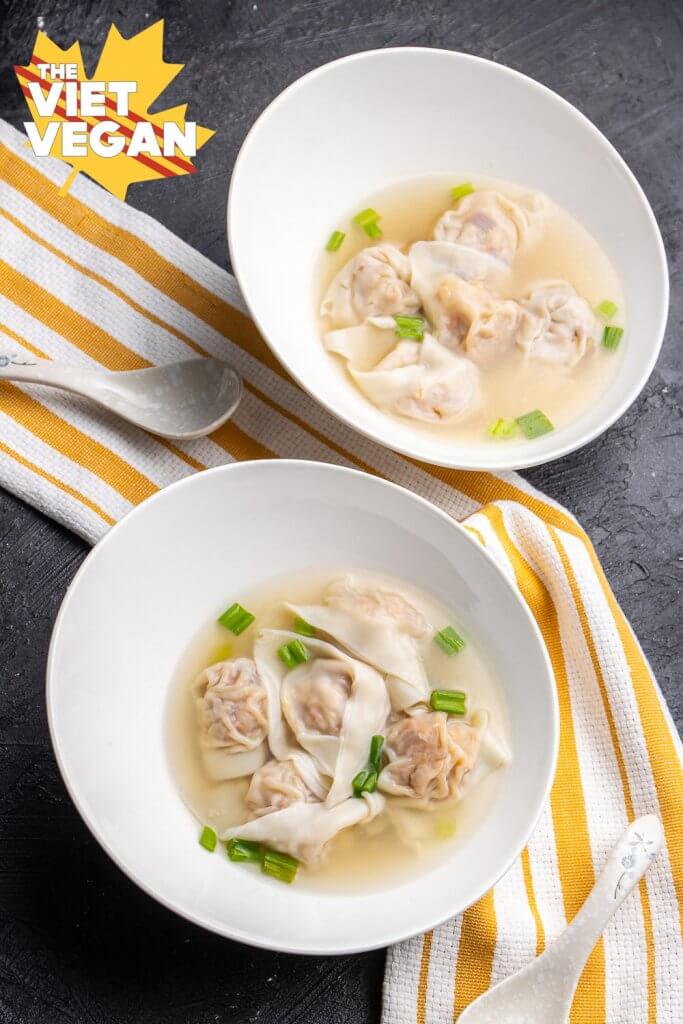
[14,20,215,199]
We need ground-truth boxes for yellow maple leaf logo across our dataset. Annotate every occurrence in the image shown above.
[14,20,215,200]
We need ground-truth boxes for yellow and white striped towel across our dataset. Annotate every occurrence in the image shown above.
[0,119,680,1023]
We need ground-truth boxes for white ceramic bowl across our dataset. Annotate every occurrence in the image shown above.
[47,460,557,953]
[228,47,668,471]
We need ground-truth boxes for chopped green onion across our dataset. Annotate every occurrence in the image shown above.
[262,848,299,884]
[595,299,618,320]
[352,768,371,796]
[199,826,217,852]
[352,768,379,796]
[369,734,384,771]
[227,838,262,863]
[277,639,310,669]
[602,325,624,350]
[451,182,474,202]
[353,207,383,239]
[326,230,346,252]
[394,314,425,341]
[430,689,467,715]
[352,735,384,797]
[353,207,381,228]
[515,410,554,439]
[488,417,517,439]
[218,602,255,635]
[293,615,315,637]
[434,626,466,656]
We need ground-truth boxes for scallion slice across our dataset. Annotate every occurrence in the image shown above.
[199,826,217,852]
[352,768,379,796]
[515,410,554,439]
[451,182,474,202]
[434,626,466,655]
[430,689,467,715]
[394,314,425,341]
[488,417,516,439]
[227,838,262,863]
[218,602,255,635]
[326,229,346,252]
[262,848,299,884]
[353,207,383,239]
[369,734,384,771]
[595,299,618,320]
[277,639,310,669]
[602,325,624,350]
[293,615,315,637]
[353,207,381,228]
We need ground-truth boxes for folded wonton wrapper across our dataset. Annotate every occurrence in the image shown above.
[254,629,390,806]
[324,575,430,639]
[351,334,480,423]
[222,791,385,868]
[286,595,431,711]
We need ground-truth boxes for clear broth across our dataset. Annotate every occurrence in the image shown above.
[166,568,508,893]
[317,174,625,443]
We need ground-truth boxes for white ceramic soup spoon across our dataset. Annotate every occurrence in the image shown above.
[0,355,242,439]
[458,815,663,1024]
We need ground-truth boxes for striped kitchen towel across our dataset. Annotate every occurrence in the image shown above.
[0,119,680,1023]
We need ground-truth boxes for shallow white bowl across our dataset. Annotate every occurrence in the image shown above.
[228,47,668,471]
[47,461,557,953]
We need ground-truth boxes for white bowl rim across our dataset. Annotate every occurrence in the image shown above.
[227,46,670,473]
[46,459,559,954]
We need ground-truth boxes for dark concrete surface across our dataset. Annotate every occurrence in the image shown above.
[0,1,681,1022]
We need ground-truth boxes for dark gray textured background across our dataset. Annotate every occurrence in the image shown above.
[0,2,681,1022]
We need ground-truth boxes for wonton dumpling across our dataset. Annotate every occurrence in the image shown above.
[351,334,480,423]
[517,281,597,367]
[410,240,505,321]
[320,244,420,327]
[222,792,385,869]
[194,658,269,780]
[325,576,430,638]
[254,631,390,806]
[287,596,430,712]
[246,756,327,819]
[378,709,502,807]
[417,272,520,359]
[464,296,521,363]
[433,190,543,262]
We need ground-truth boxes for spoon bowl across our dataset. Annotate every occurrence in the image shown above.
[458,815,663,1023]
[0,356,242,440]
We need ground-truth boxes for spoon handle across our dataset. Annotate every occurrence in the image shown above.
[0,356,101,396]
[538,815,663,1005]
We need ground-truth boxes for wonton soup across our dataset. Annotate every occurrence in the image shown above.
[318,176,625,444]
[167,570,510,892]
